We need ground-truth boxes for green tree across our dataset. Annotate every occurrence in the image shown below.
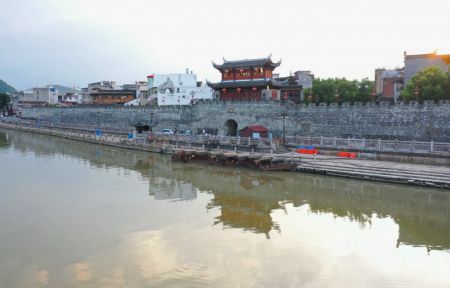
[355,78,375,102]
[0,93,11,110]
[402,66,450,102]
[309,77,374,103]
[303,87,312,103]
[312,78,336,103]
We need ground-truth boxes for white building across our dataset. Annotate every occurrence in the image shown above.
[294,71,314,89]
[147,70,213,106]
[62,92,84,105]
[18,86,59,105]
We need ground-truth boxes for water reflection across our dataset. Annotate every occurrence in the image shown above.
[2,129,449,252]
[0,131,10,148]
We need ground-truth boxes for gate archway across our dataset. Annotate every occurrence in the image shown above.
[224,119,238,136]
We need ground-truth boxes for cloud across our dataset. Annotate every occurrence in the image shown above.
[0,21,163,90]
[1,0,449,90]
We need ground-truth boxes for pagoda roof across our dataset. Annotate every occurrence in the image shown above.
[212,56,281,70]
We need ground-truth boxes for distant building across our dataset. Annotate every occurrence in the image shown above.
[404,51,450,85]
[90,89,136,105]
[208,56,303,102]
[294,71,314,89]
[87,81,118,92]
[61,92,83,105]
[18,86,59,106]
[86,81,118,104]
[123,81,149,106]
[80,87,89,104]
[147,70,213,106]
[374,68,404,102]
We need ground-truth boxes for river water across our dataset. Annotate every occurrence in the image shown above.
[0,129,449,288]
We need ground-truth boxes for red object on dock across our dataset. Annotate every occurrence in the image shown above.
[337,151,357,158]
[296,149,318,154]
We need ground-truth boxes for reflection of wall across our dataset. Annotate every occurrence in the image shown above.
[0,132,9,148]
[2,129,450,250]
[149,177,197,201]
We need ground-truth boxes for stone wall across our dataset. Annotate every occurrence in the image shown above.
[21,100,450,141]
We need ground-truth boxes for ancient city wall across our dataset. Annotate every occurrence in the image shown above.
[21,100,450,141]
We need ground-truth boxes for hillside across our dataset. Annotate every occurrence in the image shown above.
[47,84,80,94]
[0,79,17,94]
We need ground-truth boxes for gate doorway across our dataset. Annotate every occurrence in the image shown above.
[224,119,238,136]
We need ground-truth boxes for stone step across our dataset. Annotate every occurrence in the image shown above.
[300,159,450,178]
[297,163,450,187]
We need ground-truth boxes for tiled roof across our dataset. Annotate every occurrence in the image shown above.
[212,57,281,70]
[242,125,268,132]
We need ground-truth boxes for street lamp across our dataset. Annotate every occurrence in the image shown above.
[150,111,154,132]
[96,111,100,130]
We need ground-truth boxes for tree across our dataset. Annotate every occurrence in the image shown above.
[402,66,450,102]
[312,78,336,103]
[355,78,375,102]
[303,87,312,103]
[310,77,374,103]
[0,93,10,110]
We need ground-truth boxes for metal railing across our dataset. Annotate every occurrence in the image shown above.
[151,133,274,149]
[285,136,450,155]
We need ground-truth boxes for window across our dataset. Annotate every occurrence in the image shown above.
[177,88,180,93]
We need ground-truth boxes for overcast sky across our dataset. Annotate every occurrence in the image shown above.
[0,0,449,90]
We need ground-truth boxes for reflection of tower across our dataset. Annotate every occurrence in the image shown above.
[207,192,281,239]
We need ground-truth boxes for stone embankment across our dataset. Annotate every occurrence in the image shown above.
[0,121,175,154]
[2,120,450,189]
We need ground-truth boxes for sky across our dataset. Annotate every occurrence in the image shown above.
[0,0,449,90]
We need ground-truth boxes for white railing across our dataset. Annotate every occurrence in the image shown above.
[285,136,450,155]
[151,133,274,149]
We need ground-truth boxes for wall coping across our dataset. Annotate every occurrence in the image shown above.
[19,99,450,112]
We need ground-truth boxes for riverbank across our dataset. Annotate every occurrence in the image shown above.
[1,121,450,189]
